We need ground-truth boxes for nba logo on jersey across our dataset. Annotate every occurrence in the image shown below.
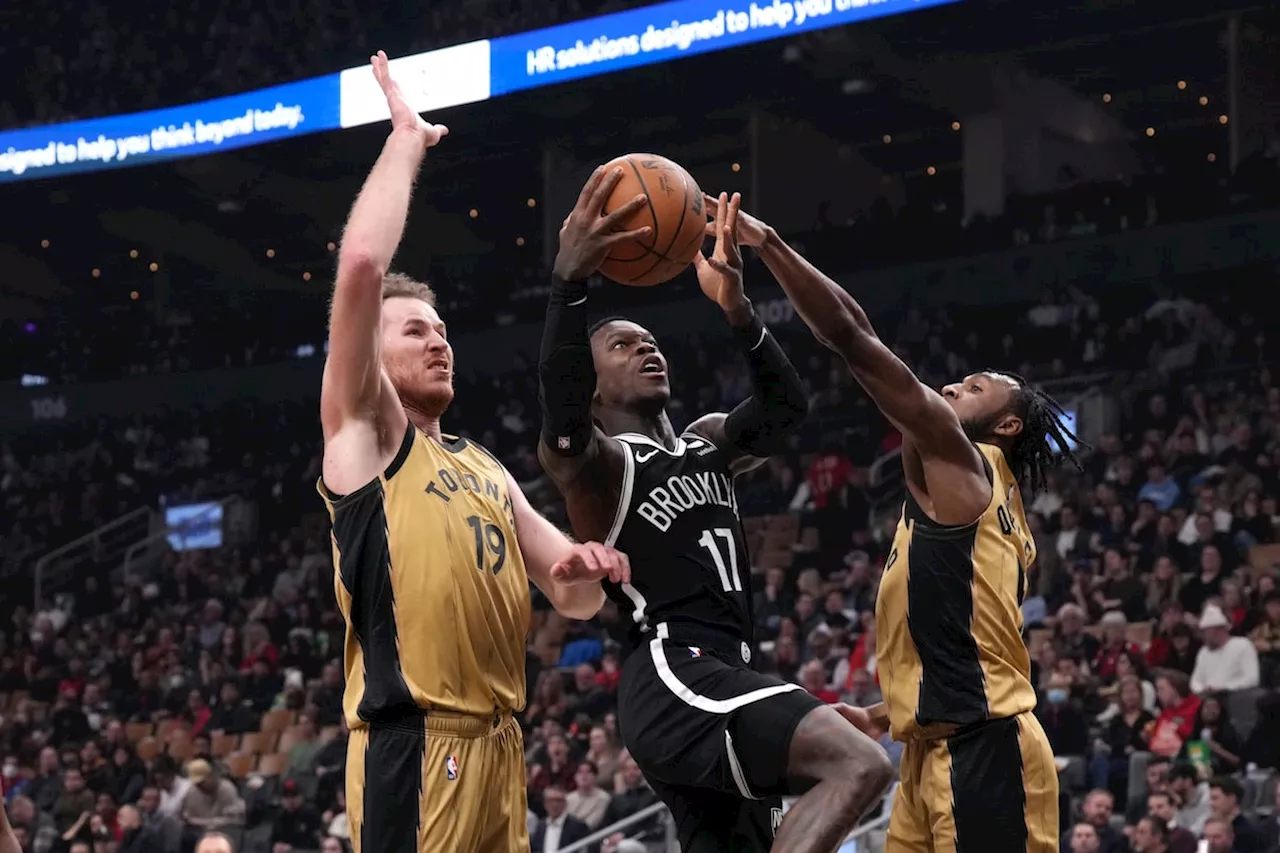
[688,647,702,657]
[445,755,459,781]
[770,807,784,836]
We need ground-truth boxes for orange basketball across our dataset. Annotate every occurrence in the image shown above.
[596,153,707,287]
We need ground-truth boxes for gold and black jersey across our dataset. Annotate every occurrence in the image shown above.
[875,442,1038,742]
[318,426,531,729]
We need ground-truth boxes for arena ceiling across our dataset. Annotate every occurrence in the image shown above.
[0,0,1272,321]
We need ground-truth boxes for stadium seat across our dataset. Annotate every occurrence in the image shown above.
[241,731,280,755]
[125,722,154,742]
[224,752,256,779]
[257,752,289,777]
[260,709,296,734]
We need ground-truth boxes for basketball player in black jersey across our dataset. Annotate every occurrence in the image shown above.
[538,169,893,853]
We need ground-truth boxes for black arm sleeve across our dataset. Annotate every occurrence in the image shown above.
[539,274,597,456]
[722,312,810,457]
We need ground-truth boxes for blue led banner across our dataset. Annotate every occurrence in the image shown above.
[487,0,961,95]
[0,76,342,183]
[0,0,959,183]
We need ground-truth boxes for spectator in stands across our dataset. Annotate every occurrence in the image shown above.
[1208,777,1263,853]
[206,682,255,736]
[1091,674,1153,802]
[1094,612,1142,679]
[269,780,321,853]
[1064,790,1125,853]
[283,713,322,778]
[1139,465,1181,512]
[1067,822,1101,853]
[583,727,621,785]
[531,786,588,853]
[1169,763,1211,836]
[320,838,348,853]
[1151,671,1201,757]
[53,767,94,845]
[178,760,244,845]
[565,761,611,830]
[1192,605,1261,694]
[1183,548,1227,616]
[1146,791,1197,853]
[194,832,234,853]
[1056,603,1101,663]
[1195,695,1243,775]
[6,795,56,853]
[600,756,661,841]
[118,803,163,853]
[26,748,61,816]
[529,734,575,796]
[566,664,611,721]
[1131,815,1171,853]
[1257,784,1280,852]
[799,660,839,704]
[1202,817,1240,853]
[1250,591,1280,686]
[1039,672,1089,756]
[151,757,190,821]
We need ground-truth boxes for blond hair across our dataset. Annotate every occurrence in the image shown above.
[381,271,435,306]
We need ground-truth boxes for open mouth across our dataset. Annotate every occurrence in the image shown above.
[426,359,451,373]
[639,355,666,378]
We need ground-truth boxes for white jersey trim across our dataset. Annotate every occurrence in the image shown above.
[725,731,760,800]
[616,432,687,456]
[610,439,651,631]
[649,622,803,714]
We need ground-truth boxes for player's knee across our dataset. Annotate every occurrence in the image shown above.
[788,706,893,796]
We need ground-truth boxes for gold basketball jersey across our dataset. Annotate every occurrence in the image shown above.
[319,426,531,728]
[875,442,1037,741]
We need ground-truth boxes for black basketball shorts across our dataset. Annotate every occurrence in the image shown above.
[617,622,825,853]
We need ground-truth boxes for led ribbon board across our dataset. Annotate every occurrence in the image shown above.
[0,0,959,182]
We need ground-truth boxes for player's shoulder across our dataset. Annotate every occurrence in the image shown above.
[440,433,507,473]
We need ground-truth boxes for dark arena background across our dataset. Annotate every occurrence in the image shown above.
[2,0,1280,851]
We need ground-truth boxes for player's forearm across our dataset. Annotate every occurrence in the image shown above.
[722,306,809,455]
[337,129,429,280]
[519,506,607,620]
[755,230,877,357]
[546,581,607,621]
[538,273,597,457]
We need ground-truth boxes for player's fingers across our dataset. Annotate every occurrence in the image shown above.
[575,166,606,210]
[714,192,727,236]
[588,166,626,215]
[605,226,652,246]
[726,193,741,240]
[615,550,631,584]
[600,194,647,229]
[703,192,720,217]
[575,545,601,575]
[596,544,626,583]
[705,256,738,277]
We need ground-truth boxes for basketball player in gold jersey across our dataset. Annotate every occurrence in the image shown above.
[716,196,1079,853]
[319,52,630,853]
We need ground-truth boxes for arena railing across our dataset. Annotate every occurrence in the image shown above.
[556,797,893,853]
[31,505,152,610]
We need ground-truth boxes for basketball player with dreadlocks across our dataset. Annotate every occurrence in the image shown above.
[718,195,1079,853]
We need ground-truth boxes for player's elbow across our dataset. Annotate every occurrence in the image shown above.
[551,585,606,621]
[336,248,387,292]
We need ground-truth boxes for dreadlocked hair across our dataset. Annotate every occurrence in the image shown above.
[999,371,1086,495]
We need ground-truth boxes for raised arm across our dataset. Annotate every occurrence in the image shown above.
[537,167,648,495]
[687,193,808,473]
[319,52,447,462]
[720,198,987,521]
[505,469,630,620]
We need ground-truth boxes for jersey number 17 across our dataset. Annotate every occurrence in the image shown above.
[698,528,743,593]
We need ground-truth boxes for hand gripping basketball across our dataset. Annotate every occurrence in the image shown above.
[554,166,652,281]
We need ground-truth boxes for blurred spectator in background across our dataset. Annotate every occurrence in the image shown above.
[1192,605,1261,694]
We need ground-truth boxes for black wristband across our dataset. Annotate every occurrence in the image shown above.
[551,273,588,302]
[732,311,768,352]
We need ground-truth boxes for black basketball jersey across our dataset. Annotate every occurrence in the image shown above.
[602,429,754,651]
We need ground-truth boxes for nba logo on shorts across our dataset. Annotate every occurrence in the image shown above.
[688,647,702,657]
[445,756,459,781]
[770,807,784,836]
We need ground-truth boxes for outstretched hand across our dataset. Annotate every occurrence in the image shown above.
[703,192,772,248]
[370,50,448,148]
[833,702,888,740]
[549,541,632,586]
[693,192,747,315]
[554,166,652,281]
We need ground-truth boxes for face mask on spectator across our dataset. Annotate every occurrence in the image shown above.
[1046,688,1068,705]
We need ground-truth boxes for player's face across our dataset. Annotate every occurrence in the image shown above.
[591,320,671,409]
[381,297,454,417]
[941,372,1022,443]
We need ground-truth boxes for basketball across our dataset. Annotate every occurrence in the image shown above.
[596,153,707,287]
